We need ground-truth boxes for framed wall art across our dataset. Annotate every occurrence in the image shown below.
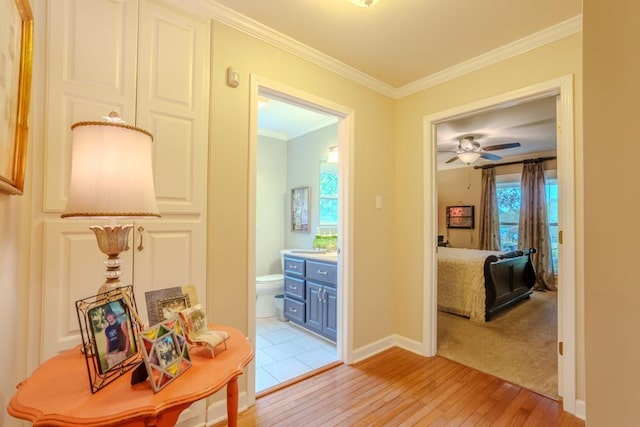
[446,205,475,229]
[291,186,310,232]
[0,0,33,195]
[75,286,142,393]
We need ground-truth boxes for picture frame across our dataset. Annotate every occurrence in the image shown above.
[138,317,192,393]
[178,304,229,357]
[291,186,310,232]
[0,0,33,195]
[446,205,475,229]
[75,286,142,393]
[145,284,199,326]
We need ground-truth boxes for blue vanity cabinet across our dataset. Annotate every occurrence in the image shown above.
[283,255,337,342]
[283,256,306,326]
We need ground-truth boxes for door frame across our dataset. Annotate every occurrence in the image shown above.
[246,75,354,405]
[421,75,577,414]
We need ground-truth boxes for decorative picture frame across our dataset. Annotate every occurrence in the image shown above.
[0,0,33,195]
[291,186,310,232]
[75,286,142,393]
[178,304,229,357]
[446,205,475,229]
[144,284,199,326]
[138,317,192,393]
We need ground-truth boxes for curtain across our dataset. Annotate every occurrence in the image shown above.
[478,167,501,250]
[518,159,556,291]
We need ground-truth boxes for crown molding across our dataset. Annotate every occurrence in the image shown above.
[395,15,583,98]
[171,1,581,100]
[177,0,397,98]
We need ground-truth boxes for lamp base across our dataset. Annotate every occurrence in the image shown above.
[90,224,133,294]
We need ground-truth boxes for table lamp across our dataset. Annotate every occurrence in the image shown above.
[61,113,160,294]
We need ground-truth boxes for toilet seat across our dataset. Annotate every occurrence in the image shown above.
[256,273,284,283]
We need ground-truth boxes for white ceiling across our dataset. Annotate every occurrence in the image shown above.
[243,1,574,166]
[212,0,581,89]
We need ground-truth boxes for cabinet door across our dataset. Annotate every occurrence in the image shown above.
[306,282,323,335]
[323,286,338,342]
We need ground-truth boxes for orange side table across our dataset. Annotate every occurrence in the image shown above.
[8,324,254,427]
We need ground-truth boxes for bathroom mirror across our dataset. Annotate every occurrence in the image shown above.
[291,186,310,232]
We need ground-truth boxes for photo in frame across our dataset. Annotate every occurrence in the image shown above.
[75,286,142,393]
[291,186,310,232]
[138,317,191,393]
[144,284,199,326]
[178,304,229,357]
[0,0,33,195]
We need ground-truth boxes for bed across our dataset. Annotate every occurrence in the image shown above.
[437,247,537,322]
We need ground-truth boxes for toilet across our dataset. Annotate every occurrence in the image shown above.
[255,273,284,318]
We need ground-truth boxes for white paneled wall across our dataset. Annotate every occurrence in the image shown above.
[38,1,210,424]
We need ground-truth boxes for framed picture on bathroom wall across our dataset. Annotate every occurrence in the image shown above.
[291,186,310,232]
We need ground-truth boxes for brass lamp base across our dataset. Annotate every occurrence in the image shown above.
[90,224,133,294]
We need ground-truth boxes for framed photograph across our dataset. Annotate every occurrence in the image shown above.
[178,304,229,357]
[446,205,475,229]
[138,317,191,393]
[75,286,142,393]
[145,284,199,326]
[0,0,33,195]
[291,186,310,232]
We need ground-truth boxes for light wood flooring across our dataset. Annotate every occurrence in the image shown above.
[230,346,584,426]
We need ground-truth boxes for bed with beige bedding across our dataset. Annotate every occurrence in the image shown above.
[437,246,537,322]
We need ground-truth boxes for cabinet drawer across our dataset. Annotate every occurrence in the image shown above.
[284,276,305,300]
[284,297,305,324]
[283,257,305,277]
[306,260,337,285]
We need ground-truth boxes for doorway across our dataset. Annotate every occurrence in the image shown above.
[434,94,559,398]
[246,76,354,404]
[422,76,577,414]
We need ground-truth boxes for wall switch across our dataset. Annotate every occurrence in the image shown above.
[376,195,383,209]
[227,67,239,88]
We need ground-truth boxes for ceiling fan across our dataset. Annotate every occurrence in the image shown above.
[440,135,521,165]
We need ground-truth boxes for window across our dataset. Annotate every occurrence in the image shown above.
[319,162,338,225]
[496,176,558,272]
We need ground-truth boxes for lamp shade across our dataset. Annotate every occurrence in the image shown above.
[61,121,160,219]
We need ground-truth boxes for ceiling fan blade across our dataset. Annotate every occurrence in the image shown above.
[480,152,502,161]
[482,142,521,151]
[445,155,459,164]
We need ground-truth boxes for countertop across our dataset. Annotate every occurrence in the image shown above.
[281,249,338,263]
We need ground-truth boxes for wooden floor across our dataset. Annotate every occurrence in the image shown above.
[232,347,584,426]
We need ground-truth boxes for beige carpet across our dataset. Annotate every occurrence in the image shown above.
[437,290,558,398]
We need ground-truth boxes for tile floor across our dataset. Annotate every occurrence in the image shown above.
[255,316,338,392]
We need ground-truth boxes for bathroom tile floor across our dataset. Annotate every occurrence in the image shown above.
[255,316,338,393]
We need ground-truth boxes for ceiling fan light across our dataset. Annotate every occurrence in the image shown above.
[457,151,481,165]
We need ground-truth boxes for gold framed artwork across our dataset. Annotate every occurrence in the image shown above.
[0,0,33,195]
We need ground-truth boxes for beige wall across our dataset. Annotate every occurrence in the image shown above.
[394,33,584,400]
[207,22,396,349]
[584,1,640,425]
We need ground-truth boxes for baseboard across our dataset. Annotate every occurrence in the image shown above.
[351,334,426,363]
[574,399,586,420]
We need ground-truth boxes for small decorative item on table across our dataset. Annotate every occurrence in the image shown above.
[137,317,192,393]
[178,304,230,357]
[75,285,142,393]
